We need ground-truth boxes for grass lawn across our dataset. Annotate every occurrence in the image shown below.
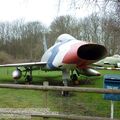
[0,67,120,119]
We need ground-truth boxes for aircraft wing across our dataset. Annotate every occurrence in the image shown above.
[0,62,47,79]
[0,62,47,67]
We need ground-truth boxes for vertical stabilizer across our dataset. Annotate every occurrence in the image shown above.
[43,32,48,52]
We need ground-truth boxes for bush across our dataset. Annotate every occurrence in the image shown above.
[0,51,14,64]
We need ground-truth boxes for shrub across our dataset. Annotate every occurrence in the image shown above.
[0,51,14,64]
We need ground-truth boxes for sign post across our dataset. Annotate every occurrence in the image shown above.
[111,100,114,119]
[104,74,120,119]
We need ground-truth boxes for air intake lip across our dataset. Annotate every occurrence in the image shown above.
[77,44,107,60]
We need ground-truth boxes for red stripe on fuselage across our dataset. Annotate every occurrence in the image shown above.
[62,42,86,65]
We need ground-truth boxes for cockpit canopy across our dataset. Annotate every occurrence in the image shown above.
[55,34,76,44]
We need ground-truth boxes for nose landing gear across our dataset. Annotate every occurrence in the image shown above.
[70,74,79,85]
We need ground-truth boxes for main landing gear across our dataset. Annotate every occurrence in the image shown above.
[70,69,79,85]
[62,69,70,96]
[24,67,33,84]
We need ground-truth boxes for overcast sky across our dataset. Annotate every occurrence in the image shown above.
[0,0,100,26]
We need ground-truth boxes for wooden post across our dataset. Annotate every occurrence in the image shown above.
[43,81,49,120]
[43,81,49,107]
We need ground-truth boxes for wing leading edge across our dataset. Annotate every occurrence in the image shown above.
[0,62,47,67]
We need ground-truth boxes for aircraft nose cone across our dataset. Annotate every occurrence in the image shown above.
[63,43,107,64]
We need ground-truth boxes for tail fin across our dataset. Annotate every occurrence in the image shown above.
[43,33,48,52]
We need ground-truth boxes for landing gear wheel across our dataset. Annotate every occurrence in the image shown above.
[70,74,79,85]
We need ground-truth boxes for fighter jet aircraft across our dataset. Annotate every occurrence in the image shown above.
[94,54,120,68]
[0,34,107,87]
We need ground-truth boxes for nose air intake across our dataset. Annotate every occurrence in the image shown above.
[77,44,107,60]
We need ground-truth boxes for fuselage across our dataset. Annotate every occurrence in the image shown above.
[41,34,107,70]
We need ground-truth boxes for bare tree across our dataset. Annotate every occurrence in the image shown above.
[50,15,81,45]
[101,16,120,55]
[0,20,47,62]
